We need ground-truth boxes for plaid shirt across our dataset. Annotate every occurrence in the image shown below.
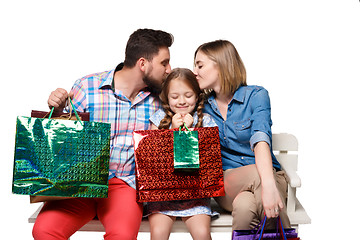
[70,64,160,189]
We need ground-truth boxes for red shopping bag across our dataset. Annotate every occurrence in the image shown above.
[133,126,224,202]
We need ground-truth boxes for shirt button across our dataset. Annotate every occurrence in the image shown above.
[241,157,244,160]
[224,137,226,140]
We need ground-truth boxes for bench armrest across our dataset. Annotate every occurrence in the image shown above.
[281,164,301,188]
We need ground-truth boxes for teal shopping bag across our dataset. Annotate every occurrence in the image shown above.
[173,124,199,171]
[12,99,111,199]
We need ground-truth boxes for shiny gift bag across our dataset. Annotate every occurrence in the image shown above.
[173,124,199,171]
[134,126,224,202]
[12,103,111,200]
[232,216,300,240]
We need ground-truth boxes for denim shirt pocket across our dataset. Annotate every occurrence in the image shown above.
[233,118,252,143]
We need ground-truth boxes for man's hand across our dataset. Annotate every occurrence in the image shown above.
[47,88,72,112]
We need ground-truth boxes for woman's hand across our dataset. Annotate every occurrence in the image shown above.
[261,181,284,218]
[254,141,283,218]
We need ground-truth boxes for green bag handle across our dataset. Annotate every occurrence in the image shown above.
[178,123,191,132]
[48,98,81,121]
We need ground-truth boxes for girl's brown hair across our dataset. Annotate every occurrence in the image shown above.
[158,68,205,129]
[195,40,247,95]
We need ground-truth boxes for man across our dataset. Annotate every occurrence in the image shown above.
[33,28,173,240]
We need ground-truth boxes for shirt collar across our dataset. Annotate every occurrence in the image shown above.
[99,62,153,103]
[232,85,246,103]
[99,63,124,90]
[206,86,246,104]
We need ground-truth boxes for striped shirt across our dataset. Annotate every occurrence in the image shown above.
[70,63,160,189]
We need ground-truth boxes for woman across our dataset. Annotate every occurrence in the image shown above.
[193,40,290,230]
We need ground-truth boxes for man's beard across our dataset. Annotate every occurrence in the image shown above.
[143,75,163,95]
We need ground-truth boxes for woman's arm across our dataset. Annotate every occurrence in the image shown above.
[254,141,284,218]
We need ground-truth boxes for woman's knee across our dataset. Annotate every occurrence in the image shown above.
[231,192,258,230]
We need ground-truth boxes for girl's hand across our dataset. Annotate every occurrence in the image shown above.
[182,113,194,128]
[172,113,184,129]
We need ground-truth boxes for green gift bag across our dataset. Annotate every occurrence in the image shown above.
[12,100,111,199]
[173,124,199,171]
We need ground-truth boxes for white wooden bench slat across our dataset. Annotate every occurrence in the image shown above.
[28,133,311,235]
[272,133,298,152]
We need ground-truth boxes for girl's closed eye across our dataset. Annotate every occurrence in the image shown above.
[185,93,195,98]
[169,94,178,100]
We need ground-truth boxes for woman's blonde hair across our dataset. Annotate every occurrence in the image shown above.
[195,40,246,95]
[158,68,205,129]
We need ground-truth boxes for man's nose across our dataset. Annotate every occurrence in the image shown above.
[166,64,171,74]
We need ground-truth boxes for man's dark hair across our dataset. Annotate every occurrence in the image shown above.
[123,29,173,68]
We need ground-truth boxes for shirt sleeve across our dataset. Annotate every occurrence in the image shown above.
[69,78,88,112]
[149,108,166,127]
[249,87,273,151]
[202,113,218,127]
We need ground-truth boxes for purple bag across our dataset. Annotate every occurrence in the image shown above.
[232,216,299,240]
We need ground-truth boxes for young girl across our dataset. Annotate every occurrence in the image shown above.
[146,68,218,240]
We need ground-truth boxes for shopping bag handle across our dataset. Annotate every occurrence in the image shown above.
[257,216,288,240]
[48,98,81,121]
[178,123,190,132]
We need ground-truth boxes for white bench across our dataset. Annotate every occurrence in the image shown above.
[28,133,310,235]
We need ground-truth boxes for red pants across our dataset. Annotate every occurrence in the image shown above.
[32,178,143,240]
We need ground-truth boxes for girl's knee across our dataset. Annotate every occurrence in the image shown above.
[189,226,212,240]
[150,225,172,240]
[184,215,211,240]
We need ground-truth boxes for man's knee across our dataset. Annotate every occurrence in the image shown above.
[32,221,69,240]
[104,229,139,240]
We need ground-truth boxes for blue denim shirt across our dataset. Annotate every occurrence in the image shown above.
[203,85,281,170]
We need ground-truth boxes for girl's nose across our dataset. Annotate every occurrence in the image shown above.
[178,96,186,104]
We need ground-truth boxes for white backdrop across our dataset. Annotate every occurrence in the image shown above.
[1,0,359,239]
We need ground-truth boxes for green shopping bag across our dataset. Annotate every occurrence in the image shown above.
[12,99,111,199]
[173,124,199,171]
